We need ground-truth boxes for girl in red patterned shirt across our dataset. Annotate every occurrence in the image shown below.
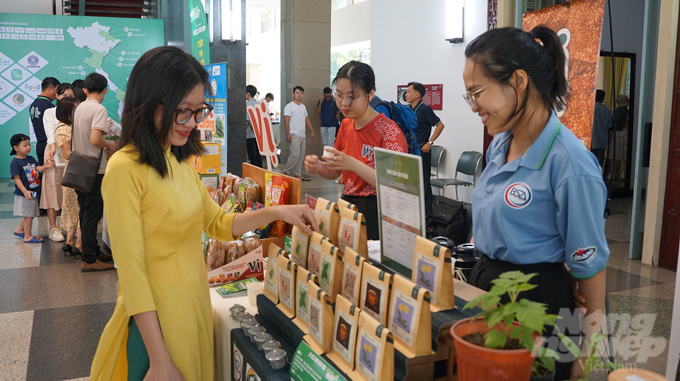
[305,61,407,239]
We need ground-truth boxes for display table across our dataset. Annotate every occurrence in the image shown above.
[211,278,485,381]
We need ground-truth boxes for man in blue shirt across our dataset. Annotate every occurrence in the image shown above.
[29,77,60,166]
[405,82,446,218]
[246,85,263,168]
[591,89,611,167]
[316,87,339,147]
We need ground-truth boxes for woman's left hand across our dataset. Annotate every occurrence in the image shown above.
[276,204,318,236]
[322,147,356,172]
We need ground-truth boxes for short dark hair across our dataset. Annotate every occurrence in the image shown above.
[119,46,207,178]
[56,97,79,125]
[246,85,257,98]
[84,73,108,93]
[595,89,606,103]
[332,61,376,94]
[265,93,274,100]
[293,86,304,93]
[56,83,74,97]
[465,26,568,128]
[407,82,426,98]
[41,77,60,90]
[323,87,332,94]
[71,80,87,102]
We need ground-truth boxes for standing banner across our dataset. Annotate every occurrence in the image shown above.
[374,148,426,279]
[189,0,211,65]
[247,99,278,170]
[200,62,228,175]
[0,13,163,177]
[522,0,606,149]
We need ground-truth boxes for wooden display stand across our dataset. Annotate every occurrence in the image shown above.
[241,163,302,256]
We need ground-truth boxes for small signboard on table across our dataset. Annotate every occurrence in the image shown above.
[374,148,426,278]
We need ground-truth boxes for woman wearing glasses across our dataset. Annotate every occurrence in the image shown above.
[463,26,609,380]
[90,46,317,381]
[305,61,407,240]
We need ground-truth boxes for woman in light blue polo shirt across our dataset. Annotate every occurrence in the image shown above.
[463,26,609,380]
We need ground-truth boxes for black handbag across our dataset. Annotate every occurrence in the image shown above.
[61,119,103,193]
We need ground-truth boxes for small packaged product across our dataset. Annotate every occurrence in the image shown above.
[238,177,260,206]
[319,239,343,303]
[360,262,392,326]
[412,235,455,312]
[221,194,241,214]
[305,280,334,354]
[341,247,365,305]
[290,225,310,268]
[225,240,245,264]
[327,295,361,372]
[307,232,328,278]
[293,267,316,334]
[244,202,272,238]
[350,312,394,381]
[314,198,340,245]
[338,208,368,259]
[266,174,291,236]
[388,274,432,357]
[205,239,226,271]
[277,254,297,318]
[264,243,287,303]
[337,198,358,212]
[242,234,261,254]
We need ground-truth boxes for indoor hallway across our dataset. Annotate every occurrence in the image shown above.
[0,175,675,380]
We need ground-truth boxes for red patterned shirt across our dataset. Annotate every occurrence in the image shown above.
[334,114,408,196]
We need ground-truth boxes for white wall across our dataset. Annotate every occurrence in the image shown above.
[331,0,371,47]
[370,0,488,202]
[246,6,281,115]
[0,0,55,15]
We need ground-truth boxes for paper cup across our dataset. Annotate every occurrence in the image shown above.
[247,281,265,306]
[321,146,336,161]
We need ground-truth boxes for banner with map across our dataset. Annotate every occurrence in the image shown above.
[0,13,164,177]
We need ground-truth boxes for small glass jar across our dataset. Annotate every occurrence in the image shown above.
[241,319,258,335]
[266,348,287,369]
[230,305,246,320]
[254,333,273,350]
[248,326,266,342]
[237,313,254,322]
[262,340,281,356]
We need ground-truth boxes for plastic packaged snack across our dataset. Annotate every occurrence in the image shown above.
[266,174,290,236]
[221,194,241,214]
[205,239,227,271]
[243,235,261,254]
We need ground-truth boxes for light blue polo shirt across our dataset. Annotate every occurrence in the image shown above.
[472,111,609,279]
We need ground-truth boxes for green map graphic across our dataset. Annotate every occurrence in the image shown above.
[0,14,164,177]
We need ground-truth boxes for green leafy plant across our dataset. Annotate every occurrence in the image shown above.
[463,271,560,375]
[299,291,306,308]
[558,332,623,381]
[321,262,330,280]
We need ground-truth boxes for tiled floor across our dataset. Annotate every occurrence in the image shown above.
[0,175,675,380]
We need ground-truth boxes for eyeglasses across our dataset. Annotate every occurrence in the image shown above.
[162,102,213,125]
[462,75,510,107]
[333,90,365,106]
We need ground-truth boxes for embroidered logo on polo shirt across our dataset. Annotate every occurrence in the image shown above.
[504,182,532,209]
[571,247,597,263]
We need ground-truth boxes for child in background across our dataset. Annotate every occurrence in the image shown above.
[10,134,53,243]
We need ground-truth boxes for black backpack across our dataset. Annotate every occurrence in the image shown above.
[376,101,421,156]
[428,196,467,246]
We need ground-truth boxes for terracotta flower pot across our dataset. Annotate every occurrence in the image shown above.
[451,317,541,381]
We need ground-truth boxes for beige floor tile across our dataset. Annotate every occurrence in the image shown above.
[0,311,33,381]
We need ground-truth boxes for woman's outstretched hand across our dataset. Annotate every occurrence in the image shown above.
[276,204,318,236]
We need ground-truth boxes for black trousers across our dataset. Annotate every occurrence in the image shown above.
[76,174,104,264]
[469,254,580,381]
[421,150,433,219]
[37,140,46,166]
[247,138,262,168]
[341,194,379,240]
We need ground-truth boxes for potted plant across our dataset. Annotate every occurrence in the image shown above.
[450,271,560,381]
[559,332,622,381]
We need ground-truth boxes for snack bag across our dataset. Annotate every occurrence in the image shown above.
[221,194,241,214]
[267,175,290,236]
[242,235,261,254]
[388,274,432,357]
[327,295,360,372]
[205,239,226,271]
[245,201,271,238]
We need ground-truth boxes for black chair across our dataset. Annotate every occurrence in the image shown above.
[430,144,445,178]
[431,151,482,199]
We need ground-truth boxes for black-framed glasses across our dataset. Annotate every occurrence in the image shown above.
[162,102,213,125]
[333,90,366,106]
[462,75,510,107]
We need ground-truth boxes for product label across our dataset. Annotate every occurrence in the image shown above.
[333,308,356,364]
[316,209,330,237]
[357,329,382,381]
[362,277,387,323]
[341,263,361,305]
[308,296,324,346]
[308,242,322,277]
[264,257,277,295]
[292,231,309,267]
[319,252,335,294]
[296,279,309,323]
[290,341,346,381]
[389,289,417,346]
[338,218,359,252]
[414,252,441,302]
[279,270,293,309]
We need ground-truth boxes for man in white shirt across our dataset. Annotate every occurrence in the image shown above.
[283,86,315,180]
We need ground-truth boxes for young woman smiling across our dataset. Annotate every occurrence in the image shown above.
[304,61,407,240]
[463,26,609,381]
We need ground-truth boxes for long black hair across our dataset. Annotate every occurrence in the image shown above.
[332,61,375,94]
[119,46,207,178]
[465,25,568,127]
